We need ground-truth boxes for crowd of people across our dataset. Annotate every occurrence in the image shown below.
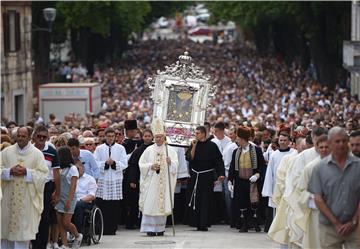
[1,39,360,249]
[4,39,356,133]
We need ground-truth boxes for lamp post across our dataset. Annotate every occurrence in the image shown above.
[32,8,56,32]
[43,8,56,31]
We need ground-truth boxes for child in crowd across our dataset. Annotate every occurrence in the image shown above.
[55,147,83,249]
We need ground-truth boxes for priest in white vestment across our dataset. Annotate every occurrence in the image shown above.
[268,151,298,248]
[268,138,308,249]
[283,127,327,248]
[1,127,48,249]
[295,135,330,249]
[139,118,179,236]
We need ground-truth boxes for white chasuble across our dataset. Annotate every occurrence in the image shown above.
[283,147,319,245]
[1,143,48,241]
[268,153,298,245]
[139,144,178,216]
[295,158,321,249]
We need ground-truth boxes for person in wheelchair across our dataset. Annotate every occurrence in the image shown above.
[72,160,98,234]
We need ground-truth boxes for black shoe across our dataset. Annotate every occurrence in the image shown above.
[254,224,261,232]
[197,227,208,231]
[156,232,164,236]
[147,232,156,236]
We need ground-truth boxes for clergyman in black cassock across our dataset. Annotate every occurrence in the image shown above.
[126,129,154,228]
[122,119,143,229]
[185,126,225,231]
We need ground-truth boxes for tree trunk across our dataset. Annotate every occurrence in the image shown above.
[253,21,270,55]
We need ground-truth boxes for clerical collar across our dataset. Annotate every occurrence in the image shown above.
[16,142,31,154]
[279,147,291,152]
[105,142,115,147]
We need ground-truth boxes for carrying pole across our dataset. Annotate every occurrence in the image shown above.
[165,142,176,236]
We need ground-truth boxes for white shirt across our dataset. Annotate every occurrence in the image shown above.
[76,173,97,201]
[223,142,238,177]
[212,136,232,155]
[172,146,189,179]
[61,165,79,184]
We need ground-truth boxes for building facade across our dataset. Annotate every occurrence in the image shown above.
[344,1,360,98]
[1,1,33,125]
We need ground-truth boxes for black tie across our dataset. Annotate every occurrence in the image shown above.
[104,144,116,170]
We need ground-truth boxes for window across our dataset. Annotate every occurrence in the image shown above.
[3,10,21,53]
[1,97,4,119]
[14,94,24,125]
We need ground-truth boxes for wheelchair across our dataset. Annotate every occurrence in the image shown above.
[82,205,104,246]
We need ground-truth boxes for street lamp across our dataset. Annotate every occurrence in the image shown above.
[43,8,56,31]
[32,8,56,32]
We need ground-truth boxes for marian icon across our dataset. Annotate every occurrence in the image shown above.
[147,51,216,147]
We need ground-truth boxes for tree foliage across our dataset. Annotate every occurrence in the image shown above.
[207,1,351,88]
[56,2,150,37]
[33,1,194,82]
[54,1,151,74]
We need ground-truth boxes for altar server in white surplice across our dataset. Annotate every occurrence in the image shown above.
[139,118,178,236]
[94,127,128,235]
[262,131,295,208]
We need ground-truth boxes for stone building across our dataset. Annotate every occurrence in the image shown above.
[1,1,33,125]
[343,1,360,98]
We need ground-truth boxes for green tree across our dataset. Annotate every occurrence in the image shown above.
[207,1,351,88]
[56,1,151,74]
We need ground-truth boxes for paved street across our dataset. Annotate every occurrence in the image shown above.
[86,225,277,249]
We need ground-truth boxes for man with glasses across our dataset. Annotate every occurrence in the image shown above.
[83,137,96,153]
[31,125,60,249]
[114,128,124,145]
[72,160,97,233]
[68,138,99,180]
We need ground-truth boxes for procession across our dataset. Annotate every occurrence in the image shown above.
[1,1,360,249]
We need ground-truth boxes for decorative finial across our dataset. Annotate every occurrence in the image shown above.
[179,51,192,65]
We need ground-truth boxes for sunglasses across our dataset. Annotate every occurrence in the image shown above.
[37,135,48,140]
[85,143,94,146]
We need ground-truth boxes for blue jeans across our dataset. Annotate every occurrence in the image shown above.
[72,200,93,233]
